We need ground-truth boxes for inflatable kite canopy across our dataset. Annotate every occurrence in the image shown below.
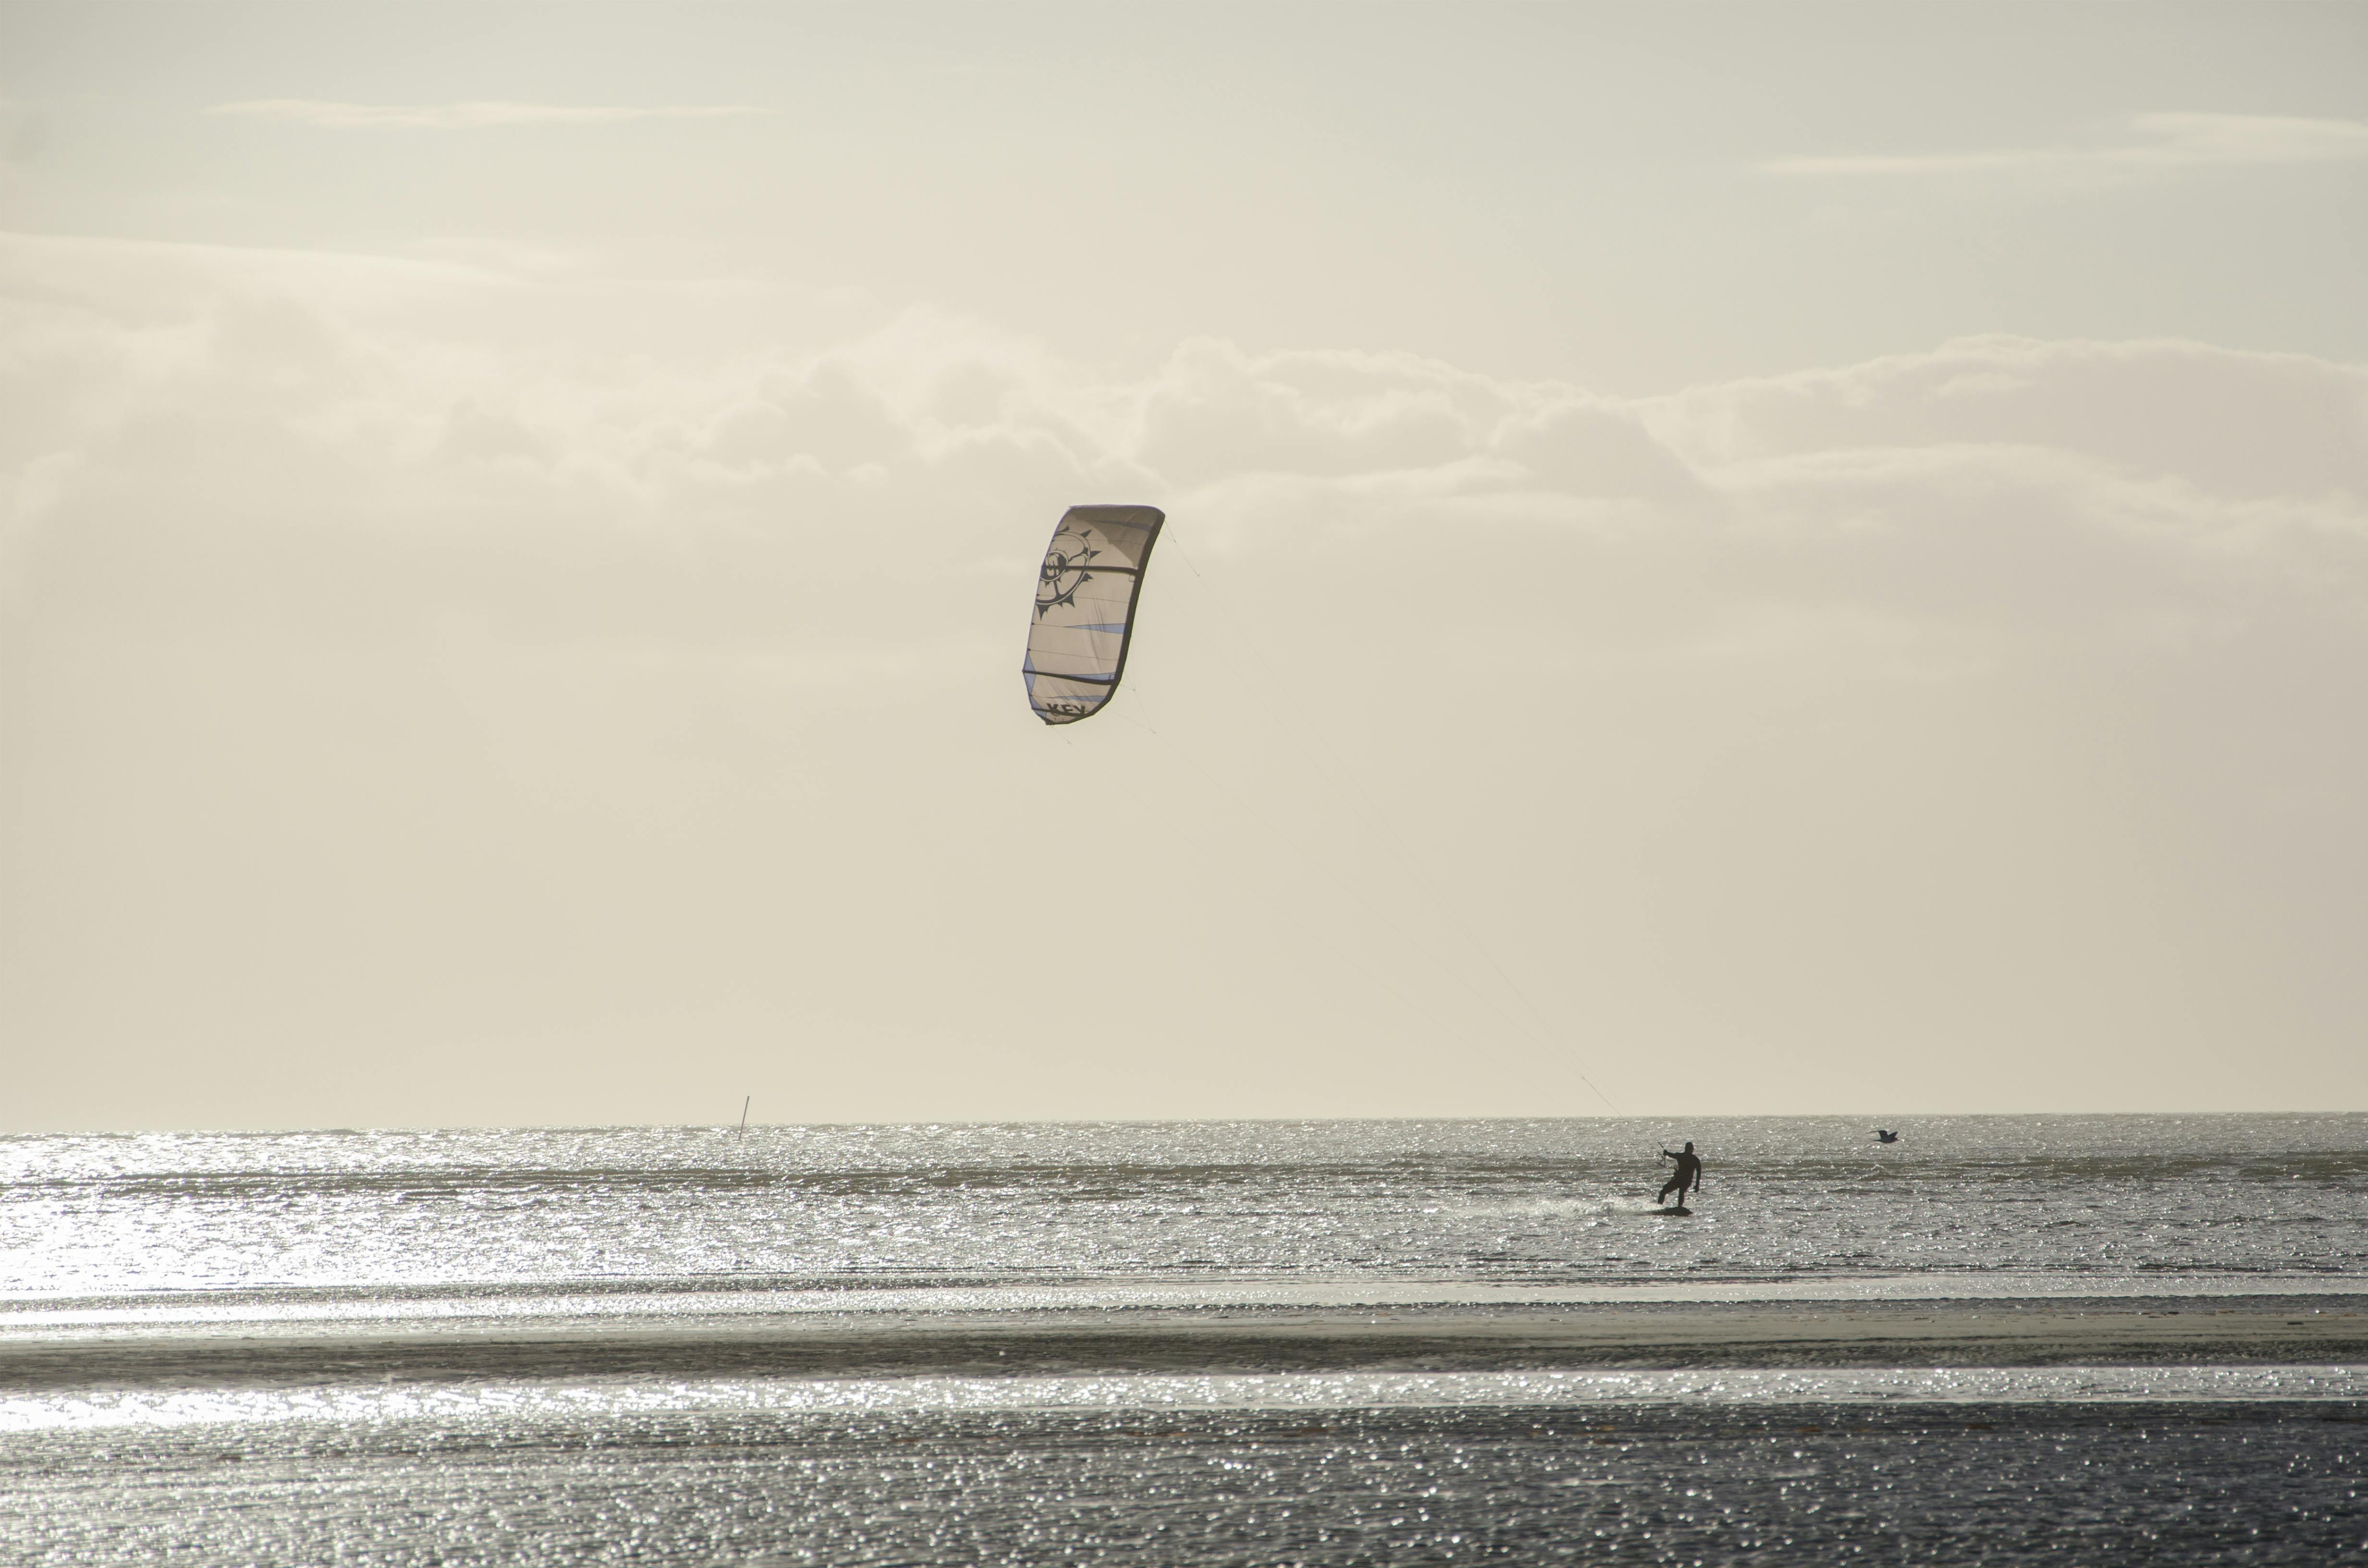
[1022,505,1164,725]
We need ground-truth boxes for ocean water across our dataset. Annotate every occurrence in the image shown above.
[5,1114,2365,1564]
[9,1114,2366,1298]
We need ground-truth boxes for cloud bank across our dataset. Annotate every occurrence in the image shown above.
[1765,111,2368,176]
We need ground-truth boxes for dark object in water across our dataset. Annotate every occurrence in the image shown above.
[1875,1129,1899,1143]
[1655,1206,1693,1218]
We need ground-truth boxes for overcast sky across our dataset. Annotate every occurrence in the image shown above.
[3,1,2364,1132]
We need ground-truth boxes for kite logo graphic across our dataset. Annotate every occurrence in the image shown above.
[1034,524,1099,618]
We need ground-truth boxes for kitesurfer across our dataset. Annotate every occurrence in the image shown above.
[1657,1141,1703,1207]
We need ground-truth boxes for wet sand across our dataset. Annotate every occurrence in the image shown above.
[7,1295,2364,1392]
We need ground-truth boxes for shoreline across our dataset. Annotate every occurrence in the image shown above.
[6,1296,2364,1390]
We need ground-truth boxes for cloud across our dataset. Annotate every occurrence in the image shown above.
[1764,111,2368,176]
[206,100,771,129]
[1641,335,2368,503]
[0,235,2354,722]
[1134,341,1523,486]
[4,229,2360,637]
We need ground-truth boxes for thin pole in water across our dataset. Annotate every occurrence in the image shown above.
[739,1096,750,1134]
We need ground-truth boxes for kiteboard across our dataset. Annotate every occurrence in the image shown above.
[1654,1206,1693,1218]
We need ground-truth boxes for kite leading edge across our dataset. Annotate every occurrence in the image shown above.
[1022,504,1164,725]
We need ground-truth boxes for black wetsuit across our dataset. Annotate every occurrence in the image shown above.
[1658,1148,1702,1205]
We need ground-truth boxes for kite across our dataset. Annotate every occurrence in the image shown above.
[1021,505,1164,725]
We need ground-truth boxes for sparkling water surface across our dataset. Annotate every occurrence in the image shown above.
[6,1402,2360,1566]
[6,1115,2364,1563]
[14,1364,2368,1434]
